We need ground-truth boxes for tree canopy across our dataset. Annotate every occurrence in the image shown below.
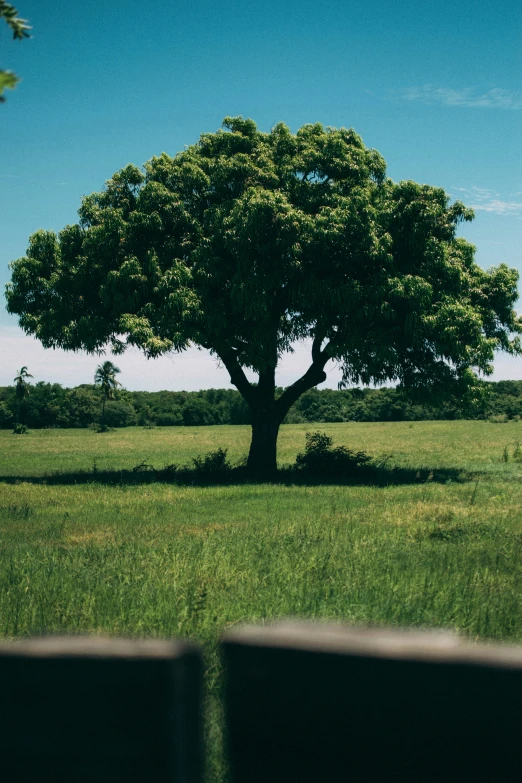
[6,117,522,472]
[14,365,33,395]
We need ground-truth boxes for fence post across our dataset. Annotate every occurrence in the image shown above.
[0,636,202,782]
[222,621,522,782]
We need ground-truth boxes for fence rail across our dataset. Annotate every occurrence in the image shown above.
[0,636,201,782]
[2,622,522,781]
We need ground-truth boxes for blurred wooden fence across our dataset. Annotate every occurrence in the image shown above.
[2,622,522,781]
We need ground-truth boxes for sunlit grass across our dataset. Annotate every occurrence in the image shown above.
[2,419,522,476]
[1,420,522,780]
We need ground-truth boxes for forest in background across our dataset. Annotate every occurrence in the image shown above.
[1,380,522,430]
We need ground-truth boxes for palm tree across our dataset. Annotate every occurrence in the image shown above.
[94,361,121,423]
[14,366,33,426]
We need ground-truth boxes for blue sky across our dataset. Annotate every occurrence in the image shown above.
[1,0,521,390]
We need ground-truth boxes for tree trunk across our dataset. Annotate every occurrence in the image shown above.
[247,410,281,477]
[219,338,331,478]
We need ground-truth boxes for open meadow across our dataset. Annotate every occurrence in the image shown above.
[2,420,522,780]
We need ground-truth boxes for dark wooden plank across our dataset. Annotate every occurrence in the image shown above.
[0,636,202,782]
[222,621,522,782]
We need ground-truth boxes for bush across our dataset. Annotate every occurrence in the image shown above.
[12,423,29,434]
[101,401,137,428]
[295,431,372,477]
[283,408,306,424]
[321,407,345,423]
[155,411,183,426]
[0,401,14,429]
[63,387,99,427]
[192,447,231,476]
[183,399,217,426]
[488,414,510,424]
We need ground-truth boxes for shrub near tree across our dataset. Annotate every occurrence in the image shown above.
[6,118,522,473]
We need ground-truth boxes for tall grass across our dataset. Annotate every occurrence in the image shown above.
[1,420,522,780]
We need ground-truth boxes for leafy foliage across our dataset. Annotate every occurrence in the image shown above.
[94,360,121,422]
[101,400,137,428]
[0,1,31,102]
[1,380,522,430]
[295,431,372,476]
[8,118,520,379]
[14,366,32,399]
[13,365,33,426]
[192,447,232,477]
[6,117,522,470]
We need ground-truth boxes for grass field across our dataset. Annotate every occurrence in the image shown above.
[1,420,522,780]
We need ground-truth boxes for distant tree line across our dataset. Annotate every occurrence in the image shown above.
[1,381,522,430]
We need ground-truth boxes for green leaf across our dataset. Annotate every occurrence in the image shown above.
[0,68,19,99]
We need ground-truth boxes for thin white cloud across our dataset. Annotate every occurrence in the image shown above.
[450,186,522,217]
[0,327,342,391]
[470,199,522,216]
[0,327,234,391]
[402,85,522,110]
[2,327,520,390]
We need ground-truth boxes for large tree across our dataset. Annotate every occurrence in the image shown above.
[6,117,522,473]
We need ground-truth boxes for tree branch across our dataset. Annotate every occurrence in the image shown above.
[312,331,325,363]
[275,363,327,418]
[218,348,258,409]
[275,340,333,419]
